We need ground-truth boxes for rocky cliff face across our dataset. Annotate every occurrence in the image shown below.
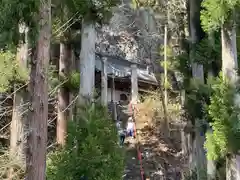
[96,0,163,66]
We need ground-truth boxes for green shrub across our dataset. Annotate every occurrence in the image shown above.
[64,71,80,92]
[205,76,240,160]
[47,103,125,180]
[0,50,28,92]
[184,168,207,180]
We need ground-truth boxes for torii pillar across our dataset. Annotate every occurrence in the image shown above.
[131,64,138,104]
[101,57,108,106]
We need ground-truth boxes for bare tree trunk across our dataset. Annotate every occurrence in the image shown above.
[164,24,168,110]
[180,90,188,156]
[222,21,240,180]
[189,0,206,178]
[207,152,216,180]
[11,89,27,163]
[226,155,240,180]
[207,80,216,180]
[206,50,216,180]
[25,0,51,179]
[57,42,71,146]
[101,57,108,106]
[181,122,188,155]
[222,24,238,83]
[69,48,75,121]
[79,19,95,104]
[163,24,170,137]
[9,25,28,178]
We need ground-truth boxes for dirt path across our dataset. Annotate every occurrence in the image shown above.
[116,104,142,180]
[116,104,141,180]
[119,102,185,180]
[134,106,184,180]
[123,138,142,180]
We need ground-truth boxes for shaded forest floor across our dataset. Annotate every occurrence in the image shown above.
[122,102,187,180]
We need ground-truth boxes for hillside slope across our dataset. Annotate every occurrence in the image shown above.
[121,100,186,180]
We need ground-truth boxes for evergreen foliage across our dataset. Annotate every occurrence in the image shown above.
[0,0,39,45]
[185,79,212,126]
[64,0,120,24]
[0,50,28,92]
[205,75,240,160]
[2,0,240,178]
[54,70,80,93]
[65,71,80,92]
[47,103,125,180]
[195,36,221,69]
[167,35,221,84]
[201,0,240,32]
[166,37,221,125]
[48,64,59,95]
[51,0,76,43]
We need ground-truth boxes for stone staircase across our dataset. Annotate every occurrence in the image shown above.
[115,103,142,180]
[107,102,142,179]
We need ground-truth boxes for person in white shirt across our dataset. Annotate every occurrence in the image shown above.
[127,117,135,138]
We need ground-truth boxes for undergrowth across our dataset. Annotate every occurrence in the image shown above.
[47,103,125,180]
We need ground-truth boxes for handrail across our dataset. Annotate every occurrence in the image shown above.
[129,102,145,180]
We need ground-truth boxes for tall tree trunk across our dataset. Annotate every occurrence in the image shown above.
[222,24,238,83]
[79,19,95,104]
[189,0,206,178]
[9,24,28,177]
[57,42,71,146]
[164,24,168,110]
[180,90,188,156]
[69,48,75,120]
[222,20,240,180]
[163,23,170,137]
[207,40,216,179]
[207,75,216,180]
[25,0,51,179]
[226,154,240,180]
[101,57,108,106]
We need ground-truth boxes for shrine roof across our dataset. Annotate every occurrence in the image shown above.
[95,53,158,85]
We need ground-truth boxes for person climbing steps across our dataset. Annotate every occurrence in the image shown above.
[119,128,126,147]
[127,117,135,139]
[116,119,126,147]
